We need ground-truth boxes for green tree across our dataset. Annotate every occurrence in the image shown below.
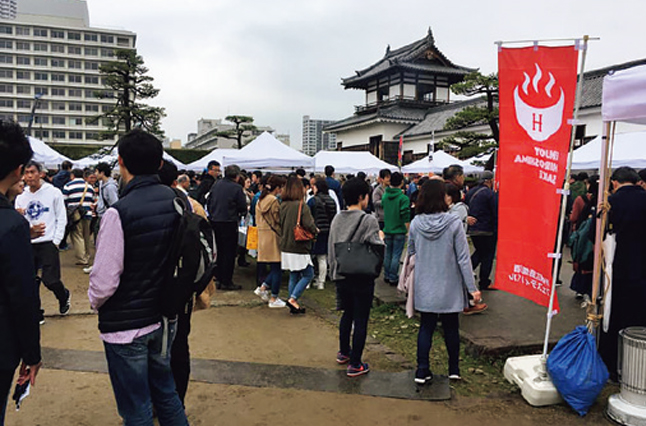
[88,48,166,140]
[216,115,257,149]
[441,71,499,159]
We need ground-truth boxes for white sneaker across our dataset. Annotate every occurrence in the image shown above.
[316,282,325,290]
[268,298,286,308]
[83,266,93,274]
[253,286,269,302]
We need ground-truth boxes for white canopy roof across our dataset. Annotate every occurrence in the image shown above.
[402,150,483,174]
[571,131,646,170]
[29,136,73,169]
[313,151,397,175]
[222,132,313,169]
[603,65,646,125]
[187,149,238,171]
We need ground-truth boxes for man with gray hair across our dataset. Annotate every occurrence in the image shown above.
[207,165,248,290]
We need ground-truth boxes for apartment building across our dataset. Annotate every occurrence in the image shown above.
[0,0,136,145]
[302,115,336,155]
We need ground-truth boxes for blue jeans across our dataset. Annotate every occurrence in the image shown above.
[417,312,460,376]
[265,262,282,297]
[383,233,406,282]
[288,265,314,300]
[103,321,188,426]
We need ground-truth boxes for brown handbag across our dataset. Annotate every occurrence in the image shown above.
[294,200,314,242]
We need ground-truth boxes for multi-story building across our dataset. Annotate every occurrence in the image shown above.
[186,117,279,150]
[302,115,336,155]
[0,0,136,145]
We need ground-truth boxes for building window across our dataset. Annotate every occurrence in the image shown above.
[52,116,65,125]
[35,130,49,139]
[85,75,98,85]
[51,102,65,110]
[70,117,83,126]
[68,46,81,55]
[102,105,112,113]
[51,73,65,82]
[52,130,66,139]
[16,100,30,109]
[86,132,99,140]
[0,99,12,107]
[0,84,13,93]
[85,90,96,98]
[67,32,81,41]
[50,44,65,53]
[86,119,98,126]
[0,55,12,64]
[34,72,48,81]
[84,33,98,42]
[34,57,48,66]
[51,30,64,39]
[69,131,83,139]
[0,69,12,78]
[117,37,130,47]
[34,87,47,95]
[68,60,82,69]
[68,74,82,83]
[33,43,48,52]
[0,26,12,35]
[51,87,65,97]
[100,48,114,57]
[16,56,29,65]
[0,39,12,49]
[85,61,98,70]
[69,88,82,97]
[16,41,29,50]
[16,85,29,94]
[51,58,65,67]
[17,114,30,123]
[100,34,114,44]
[85,104,99,112]
[16,70,30,80]
[34,116,49,124]
[68,103,82,111]
[33,28,48,37]
[15,27,29,36]
[84,47,98,56]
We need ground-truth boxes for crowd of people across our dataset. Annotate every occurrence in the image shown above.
[2,120,645,424]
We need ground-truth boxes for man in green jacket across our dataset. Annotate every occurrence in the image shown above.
[382,172,410,285]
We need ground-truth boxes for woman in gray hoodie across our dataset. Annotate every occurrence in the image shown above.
[409,180,480,384]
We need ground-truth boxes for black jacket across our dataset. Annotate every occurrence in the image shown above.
[206,178,247,223]
[308,193,337,234]
[98,175,179,333]
[192,174,215,206]
[0,192,40,370]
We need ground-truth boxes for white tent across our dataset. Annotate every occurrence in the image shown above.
[187,149,238,171]
[402,150,483,174]
[222,132,314,169]
[602,64,646,125]
[571,131,646,170]
[29,136,73,169]
[313,151,397,175]
[74,147,186,169]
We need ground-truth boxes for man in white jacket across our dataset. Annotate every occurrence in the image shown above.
[16,161,70,322]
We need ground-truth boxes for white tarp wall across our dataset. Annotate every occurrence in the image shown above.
[571,131,646,170]
[187,149,238,171]
[313,151,397,175]
[602,64,646,125]
[29,137,73,169]
[402,150,483,174]
[222,132,314,170]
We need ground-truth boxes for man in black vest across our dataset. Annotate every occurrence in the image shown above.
[88,130,188,425]
[207,164,248,290]
[0,122,41,424]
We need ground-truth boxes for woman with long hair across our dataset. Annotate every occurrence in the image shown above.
[279,177,318,314]
[307,178,337,290]
[254,175,287,308]
[409,180,480,384]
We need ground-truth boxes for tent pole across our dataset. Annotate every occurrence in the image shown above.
[539,36,590,374]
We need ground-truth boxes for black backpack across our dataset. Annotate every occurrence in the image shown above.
[161,197,217,317]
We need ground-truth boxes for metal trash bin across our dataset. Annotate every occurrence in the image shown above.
[608,327,646,425]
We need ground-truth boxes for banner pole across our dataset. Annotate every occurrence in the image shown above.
[539,36,590,371]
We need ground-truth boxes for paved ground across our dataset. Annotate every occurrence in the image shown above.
[15,249,614,425]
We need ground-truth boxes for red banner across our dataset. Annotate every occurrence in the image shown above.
[494,46,578,310]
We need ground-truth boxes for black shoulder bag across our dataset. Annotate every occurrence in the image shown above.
[334,214,384,278]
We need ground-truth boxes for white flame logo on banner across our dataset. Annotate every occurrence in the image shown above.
[513,63,565,142]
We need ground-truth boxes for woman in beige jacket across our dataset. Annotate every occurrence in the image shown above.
[253,175,287,308]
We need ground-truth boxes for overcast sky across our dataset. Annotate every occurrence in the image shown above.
[88,0,646,150]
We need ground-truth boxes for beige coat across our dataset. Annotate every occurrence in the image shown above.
[256,194,281,262]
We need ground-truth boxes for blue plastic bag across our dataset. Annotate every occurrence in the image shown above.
[547,326,609,416]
